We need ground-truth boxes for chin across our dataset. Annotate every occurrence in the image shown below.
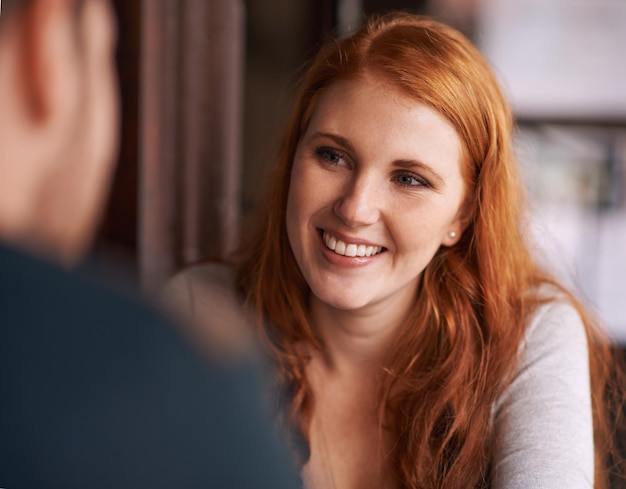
[311,288,373,312]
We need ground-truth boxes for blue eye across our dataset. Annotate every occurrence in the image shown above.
[394,173,429,187]
[315,147,345,165]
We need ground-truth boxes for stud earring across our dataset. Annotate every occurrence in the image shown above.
[449,231,457,239]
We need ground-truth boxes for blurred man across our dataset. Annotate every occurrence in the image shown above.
[0,1,297,487]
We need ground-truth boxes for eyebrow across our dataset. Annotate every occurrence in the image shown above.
[311,131,446,187]
[313,132,357,155]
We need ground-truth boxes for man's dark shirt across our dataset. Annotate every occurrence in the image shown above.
[0,243,298,488]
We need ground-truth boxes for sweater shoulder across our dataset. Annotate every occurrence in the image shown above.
[161,263,257,361]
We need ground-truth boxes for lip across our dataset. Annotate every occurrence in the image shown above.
[318,228,385,248]
[316,228,386,268]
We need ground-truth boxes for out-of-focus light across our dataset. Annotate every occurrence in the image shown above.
[480,0,626,122]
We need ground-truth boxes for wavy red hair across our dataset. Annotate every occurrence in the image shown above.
[235,12,623,489]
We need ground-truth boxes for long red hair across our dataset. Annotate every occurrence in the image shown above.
[235,12,623,489]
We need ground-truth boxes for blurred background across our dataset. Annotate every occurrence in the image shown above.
[96,0,626,342]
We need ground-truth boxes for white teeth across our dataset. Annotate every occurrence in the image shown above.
[322,231,383,257]
[335,240,346,255]
[328,235,337,250]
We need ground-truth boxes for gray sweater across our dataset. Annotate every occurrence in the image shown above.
[162,264,595,489]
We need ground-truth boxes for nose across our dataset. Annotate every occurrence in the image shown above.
[333,172,381,227]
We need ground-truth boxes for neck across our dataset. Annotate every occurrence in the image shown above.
[309,292,415,374]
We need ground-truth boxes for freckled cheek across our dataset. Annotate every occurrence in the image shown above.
[286,168,315,256]
[290,165,335,217]
[286,166,307,218]
[285,184,300,247]
[387,212,444,256]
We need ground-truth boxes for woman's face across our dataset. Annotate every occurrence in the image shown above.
[285,74,466,318]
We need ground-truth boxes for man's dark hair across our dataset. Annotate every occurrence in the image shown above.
[2,0,86,22]
[2,0,27,14]
[1,0,88,41]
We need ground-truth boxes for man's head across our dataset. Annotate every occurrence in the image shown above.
[0,0,118,265]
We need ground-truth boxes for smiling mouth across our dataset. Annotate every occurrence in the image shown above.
[322,231,385,257]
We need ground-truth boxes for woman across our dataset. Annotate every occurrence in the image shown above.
[164,12,624,489]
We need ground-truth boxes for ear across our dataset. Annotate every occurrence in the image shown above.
[18,0,81,124]
[441,213,469,247]
[442,225,461,247]
[441,189,474,248]
[0,0,113,262]
[0,0,82,225]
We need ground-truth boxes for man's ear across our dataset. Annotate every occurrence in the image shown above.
[18,0,80,123]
